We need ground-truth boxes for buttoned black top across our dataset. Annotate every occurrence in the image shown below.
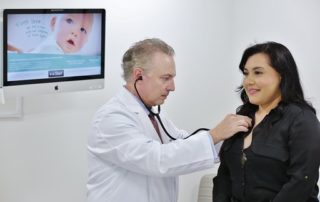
[212,103,320,202]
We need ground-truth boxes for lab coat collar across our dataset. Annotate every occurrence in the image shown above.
[116,86,165,142]
[116,86,150,115]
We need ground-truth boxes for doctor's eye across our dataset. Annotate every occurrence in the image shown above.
[160,75,172,82]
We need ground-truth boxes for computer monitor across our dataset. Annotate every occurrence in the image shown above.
[1,8,105,98]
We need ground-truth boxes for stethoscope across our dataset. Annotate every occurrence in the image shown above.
[134,76,209,140]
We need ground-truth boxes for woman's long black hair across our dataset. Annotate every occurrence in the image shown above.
[219,42,316,157]
[237,41,315,117]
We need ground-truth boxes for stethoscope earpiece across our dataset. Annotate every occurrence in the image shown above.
[137,76,143,81]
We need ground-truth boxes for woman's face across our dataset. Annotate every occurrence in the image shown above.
[242,53,282,109]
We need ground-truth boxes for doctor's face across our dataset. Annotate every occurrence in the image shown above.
[139,52,176,107]
[242,53,282,109]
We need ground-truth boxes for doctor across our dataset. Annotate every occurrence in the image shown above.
[87,38,251,202]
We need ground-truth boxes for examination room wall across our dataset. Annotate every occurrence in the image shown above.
[1,1,320,202]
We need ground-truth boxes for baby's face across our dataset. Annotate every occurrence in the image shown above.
[54,14,93,53]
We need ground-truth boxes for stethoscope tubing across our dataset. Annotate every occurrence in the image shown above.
[134,78,209,140]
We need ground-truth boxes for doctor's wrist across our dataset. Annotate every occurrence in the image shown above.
[209,128,222,144]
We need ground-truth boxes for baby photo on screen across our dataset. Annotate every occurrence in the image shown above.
[7,13,102,55]
[31,13,94,54]
[5,10,104,82]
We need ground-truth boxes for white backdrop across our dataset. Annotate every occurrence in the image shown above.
[1,1,320,202]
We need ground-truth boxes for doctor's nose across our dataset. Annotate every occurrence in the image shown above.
[167,79,175,91]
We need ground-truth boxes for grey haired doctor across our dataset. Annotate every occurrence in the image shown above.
[87,38,251,202]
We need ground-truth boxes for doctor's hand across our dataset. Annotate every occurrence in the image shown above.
[209,114,252,144]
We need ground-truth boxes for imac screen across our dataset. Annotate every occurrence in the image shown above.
[3,9,105,87]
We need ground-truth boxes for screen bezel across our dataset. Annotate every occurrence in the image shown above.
[2,8,105,87]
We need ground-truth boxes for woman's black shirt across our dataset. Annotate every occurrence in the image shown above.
[212,103,320,202]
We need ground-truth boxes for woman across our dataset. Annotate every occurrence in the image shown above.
[212,42,320,202]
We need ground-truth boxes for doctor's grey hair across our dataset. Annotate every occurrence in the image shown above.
[121,38,175,81]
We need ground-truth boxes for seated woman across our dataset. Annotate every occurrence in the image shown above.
[212,41,320,202]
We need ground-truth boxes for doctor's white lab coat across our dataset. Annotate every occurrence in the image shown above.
[87,87,217,202]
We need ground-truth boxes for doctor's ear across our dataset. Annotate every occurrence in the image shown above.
[133,67,144,81]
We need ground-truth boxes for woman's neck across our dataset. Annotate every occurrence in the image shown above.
[257,95,282,116]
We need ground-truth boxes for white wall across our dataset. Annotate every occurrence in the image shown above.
[231,0,320,112]
[1,1,320,202]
